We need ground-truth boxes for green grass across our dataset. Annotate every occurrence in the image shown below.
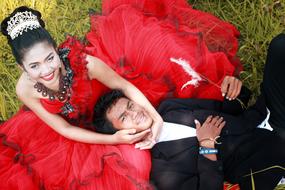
[189,0,285,103]
[0,0,285,120]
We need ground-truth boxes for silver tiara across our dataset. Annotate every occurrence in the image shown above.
[7,11,41,40]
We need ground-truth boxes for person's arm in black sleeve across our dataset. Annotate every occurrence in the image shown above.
[195,116,226,190]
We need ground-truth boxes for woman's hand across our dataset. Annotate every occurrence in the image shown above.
[112,128,151,144]
[150,114,163,141]
[135,115,163,150]
[221,76,242,100]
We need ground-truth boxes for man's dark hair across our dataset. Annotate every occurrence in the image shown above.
[93,89,126,134]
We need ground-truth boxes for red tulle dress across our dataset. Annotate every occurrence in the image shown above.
[0,0,241,189]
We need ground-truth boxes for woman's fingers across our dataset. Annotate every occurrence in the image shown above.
[121,128,150,144]
[135,139,150,149]
[132,129,151,140]
[135,136,156,150]
[138,139,156,150]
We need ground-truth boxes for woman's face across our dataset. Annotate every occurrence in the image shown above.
[22,42,61,88]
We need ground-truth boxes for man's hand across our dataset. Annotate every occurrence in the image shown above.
[113,128,151,144]
[195,116,225,148]
[221,76,242,100]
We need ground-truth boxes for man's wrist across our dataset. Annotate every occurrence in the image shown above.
[199,147,218,161]
[198,136,221,148]
[199,147,218,155]
[199,140,215,148]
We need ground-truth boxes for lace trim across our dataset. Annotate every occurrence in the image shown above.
[58,37,94,120]
[58,48,75,116]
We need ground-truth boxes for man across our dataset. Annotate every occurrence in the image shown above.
[93,34,285,190]
[93,88,285,190]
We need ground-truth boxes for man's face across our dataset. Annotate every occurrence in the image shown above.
[106,97,153,132]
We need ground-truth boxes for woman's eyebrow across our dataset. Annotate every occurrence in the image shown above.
[28,52,53,66]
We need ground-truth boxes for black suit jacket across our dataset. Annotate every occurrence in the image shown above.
[150,93,268,190]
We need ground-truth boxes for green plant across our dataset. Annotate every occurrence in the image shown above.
[189,0,285,103]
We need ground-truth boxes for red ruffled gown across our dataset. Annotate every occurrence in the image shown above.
[0,0,241,189]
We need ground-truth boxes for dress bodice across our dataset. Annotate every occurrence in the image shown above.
[40,98,64,114]
[40,38,108,126]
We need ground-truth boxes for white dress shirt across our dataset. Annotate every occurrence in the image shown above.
[157,122,196,143]
[157,108,273,143]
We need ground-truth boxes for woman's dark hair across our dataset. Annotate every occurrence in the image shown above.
[1,6,57,65]
[93,90,126,134]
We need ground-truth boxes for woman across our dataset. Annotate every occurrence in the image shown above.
[0,6,158,190]
[0,0,242,189]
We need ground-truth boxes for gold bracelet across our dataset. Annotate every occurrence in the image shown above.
[199,136,222,145]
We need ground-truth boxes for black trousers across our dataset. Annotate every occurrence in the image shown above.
[223,129,285,190]
[262,33,285,139]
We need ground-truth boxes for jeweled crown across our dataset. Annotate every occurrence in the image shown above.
[7,11,41,40]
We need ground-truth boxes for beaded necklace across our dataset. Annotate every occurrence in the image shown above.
[33,72,71,102]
